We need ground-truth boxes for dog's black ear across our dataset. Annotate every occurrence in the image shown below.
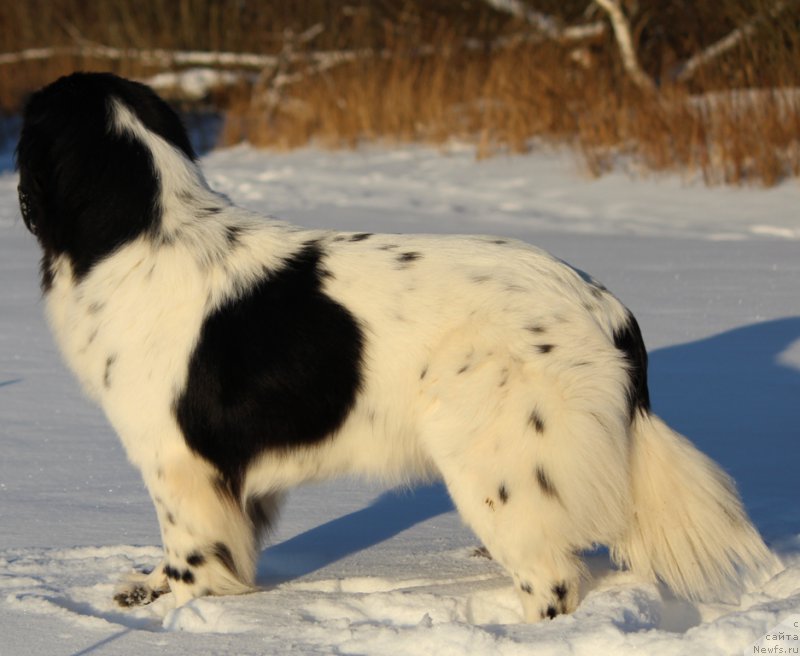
[15,72,191,281]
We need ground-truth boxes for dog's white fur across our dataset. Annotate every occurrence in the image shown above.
[37,93,777,619]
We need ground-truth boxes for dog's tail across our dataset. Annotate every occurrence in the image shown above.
[611,411,780,600]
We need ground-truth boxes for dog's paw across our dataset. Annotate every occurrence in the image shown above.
[113,583,166,607]
[517,577,580,622]
[537,581,575,620]
[114,566,170,607]
[471,545,493,560]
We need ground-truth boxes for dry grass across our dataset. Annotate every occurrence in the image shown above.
[222,33,800,186]
[1,0,799,186]
[572,85,800,186]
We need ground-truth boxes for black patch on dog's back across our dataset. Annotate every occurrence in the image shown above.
[175,243,364,497]
[16,72,195,285]
[613,310,651,420]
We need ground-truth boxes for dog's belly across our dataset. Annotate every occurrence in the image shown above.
[242,402,438,496]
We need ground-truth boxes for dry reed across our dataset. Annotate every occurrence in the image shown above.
[1,0,799,186]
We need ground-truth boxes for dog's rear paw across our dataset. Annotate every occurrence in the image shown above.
[471,545,493,560]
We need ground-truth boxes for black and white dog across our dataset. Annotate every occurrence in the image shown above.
[17,72,777,620]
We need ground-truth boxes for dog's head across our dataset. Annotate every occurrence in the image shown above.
[16,72,196,287]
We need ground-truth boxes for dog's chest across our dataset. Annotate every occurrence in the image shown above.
[44,253,205,410]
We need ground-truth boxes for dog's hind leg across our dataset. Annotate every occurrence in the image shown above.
[419,331,632,621]
[433,447,585,621]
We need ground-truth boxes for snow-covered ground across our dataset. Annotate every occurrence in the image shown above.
[1,144,798,655]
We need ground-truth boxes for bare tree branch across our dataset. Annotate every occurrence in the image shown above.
[673,1,790,83]
[0,44,280,68]
[253,24,326,117]
[0,24,596,74]
[593,0,657,92]
[481,0,606,41]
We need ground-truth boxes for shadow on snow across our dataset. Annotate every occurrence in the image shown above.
[259,482,454,586]
[648,315,800,542]
[259,316,800,582]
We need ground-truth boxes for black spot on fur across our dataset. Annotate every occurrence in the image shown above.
[164,565,181,581]
[212,543,236,576]
[536,344,555,354]
[499,484,509,504]
[16,72,195,285]
[492,239,508,245]
[520,582,533,595]
[529,409,545,434]
[536,467,559,501]
[225,225,242,246]
[527,324,546,334]
[186,552,205,567]
[420,366,428,380]
[349,232,372,241]
[457,364,470,374]
[553,583,567,601]
[103,354,117,389]
[175,242,364,497]
[166,511,176,526]
[613,310,651,420]
[485,498,495,511]
[397,251,421,265]
[181,569,195,584]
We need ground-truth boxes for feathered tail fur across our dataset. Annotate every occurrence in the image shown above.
[612,412,780,601]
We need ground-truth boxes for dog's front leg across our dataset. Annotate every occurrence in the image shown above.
[115,449,257,607]
[114,561,170,607]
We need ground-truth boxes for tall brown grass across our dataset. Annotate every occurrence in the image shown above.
[222,31,800,186]
[1,0,799,186]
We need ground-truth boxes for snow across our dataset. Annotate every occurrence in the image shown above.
[0,143,798,655]
[146,68,244,100]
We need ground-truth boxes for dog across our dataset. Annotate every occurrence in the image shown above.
[16,72,777,621]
